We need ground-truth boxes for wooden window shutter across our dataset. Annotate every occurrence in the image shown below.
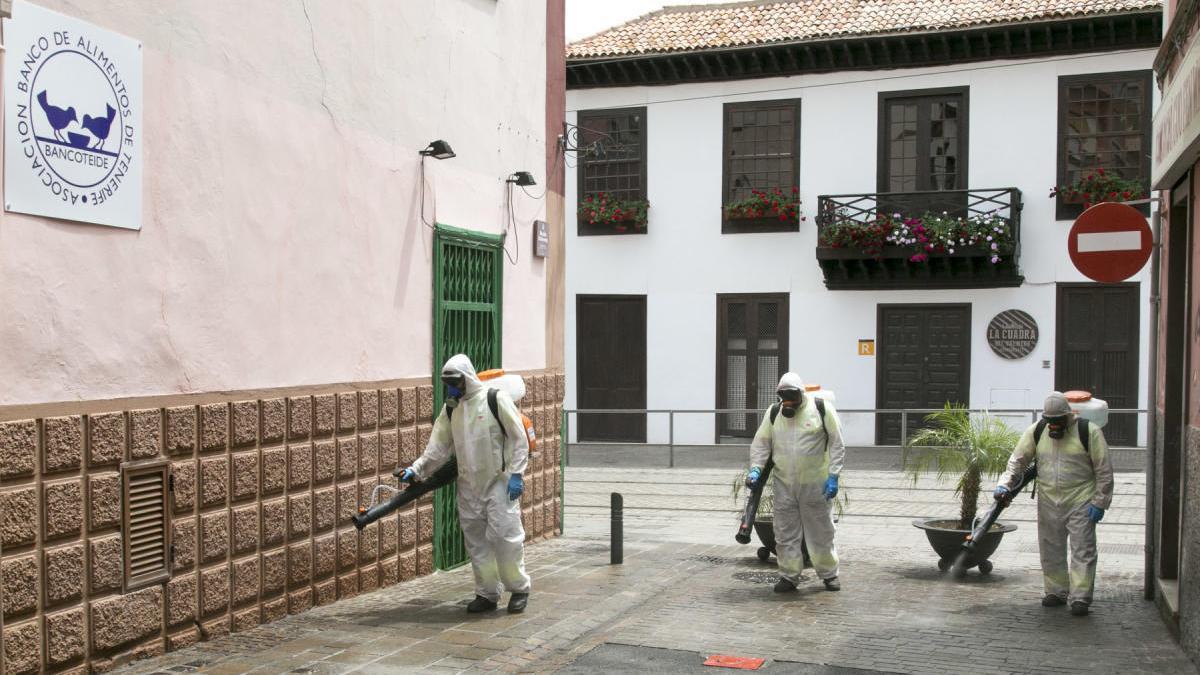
[121,460,172,590]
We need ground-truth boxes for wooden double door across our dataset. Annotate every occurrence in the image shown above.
[876,304,972,445]
[717,294,789,439]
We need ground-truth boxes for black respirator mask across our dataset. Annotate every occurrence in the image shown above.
[778,388,804,418]
[1043,415,1069,439]
[442,373,466,409]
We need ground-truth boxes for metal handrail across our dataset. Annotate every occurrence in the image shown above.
[563,407,1150,467]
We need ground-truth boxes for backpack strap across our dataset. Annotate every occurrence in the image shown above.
[487,389,505,436]
[1033,419,1047,445]
[815,398,828,442]
[486,388,510,472]
[769,399,829,451]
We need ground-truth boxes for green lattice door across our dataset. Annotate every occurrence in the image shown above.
[432,224,504,570]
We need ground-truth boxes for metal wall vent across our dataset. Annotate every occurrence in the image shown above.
[122,461,171,590]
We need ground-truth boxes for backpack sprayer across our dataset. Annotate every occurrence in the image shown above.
[958,391,1107,567]
[351,369,536,531]
[736,388,832,547]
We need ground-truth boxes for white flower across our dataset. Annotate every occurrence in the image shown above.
[949,248,956,254]
[991,242,998,250]
[986,235,993,242]
[991,255,1000,264]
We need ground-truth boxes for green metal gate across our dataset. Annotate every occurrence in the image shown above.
[431,224,504,570]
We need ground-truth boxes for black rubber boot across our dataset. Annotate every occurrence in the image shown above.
[507,593,529,614]
[823,577,841,591]
[1042,594,1066,607]
[773,578,797,593]
[1070,601,1090,617]
[467,595,498,613]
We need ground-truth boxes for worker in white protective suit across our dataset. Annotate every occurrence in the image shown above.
[995,392,1113,617]
[398,354,532,614]
[746,373,846,593]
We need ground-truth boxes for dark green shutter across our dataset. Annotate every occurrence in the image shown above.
[431,224,504,570]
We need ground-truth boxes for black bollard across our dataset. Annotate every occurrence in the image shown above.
[611,492,623,565]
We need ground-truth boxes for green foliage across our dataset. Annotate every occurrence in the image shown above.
[902,404,1020,529]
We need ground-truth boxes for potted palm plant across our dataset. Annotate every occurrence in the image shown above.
[903,404,1021,576]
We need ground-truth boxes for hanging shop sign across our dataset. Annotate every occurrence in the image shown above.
[987,310,1038,360]
[533,219,549,258]
[4,0,143,229]
[1154,26,1200,190]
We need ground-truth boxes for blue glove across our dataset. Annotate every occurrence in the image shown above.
[1086,504,1105,523]
[398,468,416,483]
[507,474,524,501]
[994,485,1011,501]
[745,467,762,489]
[823,475,839,500]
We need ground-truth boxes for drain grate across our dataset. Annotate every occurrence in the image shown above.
[690,554,740,565]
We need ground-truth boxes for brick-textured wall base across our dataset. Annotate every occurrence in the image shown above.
[0,371,564,673]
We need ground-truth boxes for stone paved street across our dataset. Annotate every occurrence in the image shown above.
[116,467,1196,674]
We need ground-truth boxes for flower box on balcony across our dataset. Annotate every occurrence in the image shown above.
[814,188,1024,290]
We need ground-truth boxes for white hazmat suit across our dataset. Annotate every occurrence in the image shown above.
[749,373,846,585]
[411,355,532,603]
[998,412,1113,607]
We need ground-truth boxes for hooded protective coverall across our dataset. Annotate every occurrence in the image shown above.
[998,416,1113,606]
[749,373,846,584]
[411,355,532,603]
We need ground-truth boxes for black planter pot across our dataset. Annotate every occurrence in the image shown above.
[751,518,811,566]
[912,517,1017,576]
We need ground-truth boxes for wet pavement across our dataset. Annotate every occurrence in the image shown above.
[116,467,1195,674]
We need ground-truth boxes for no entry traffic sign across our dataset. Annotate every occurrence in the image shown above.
[1068,202,1152,283]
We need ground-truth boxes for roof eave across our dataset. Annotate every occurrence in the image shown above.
[566,10,1163,89]
[566,9,1163,63]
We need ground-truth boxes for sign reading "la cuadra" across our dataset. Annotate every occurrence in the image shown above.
[4,0,142,230]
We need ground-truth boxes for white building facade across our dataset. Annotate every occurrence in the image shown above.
[565,1,1162,448]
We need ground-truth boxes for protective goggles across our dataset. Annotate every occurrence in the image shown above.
[777,388,803,404]
[441,374,466,399]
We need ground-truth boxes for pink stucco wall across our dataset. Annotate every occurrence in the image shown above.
[0,1,551,405]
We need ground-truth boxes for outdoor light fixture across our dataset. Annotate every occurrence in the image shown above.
[419,140,456,160]
[507,171,536,186]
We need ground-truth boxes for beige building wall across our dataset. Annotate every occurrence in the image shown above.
[0,0,567,672]
[0,0,555,406]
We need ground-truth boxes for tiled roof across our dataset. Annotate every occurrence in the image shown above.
[567,0,1163,59]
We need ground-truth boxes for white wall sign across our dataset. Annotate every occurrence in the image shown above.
[533,219,549,258]
[4,0,143,229]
